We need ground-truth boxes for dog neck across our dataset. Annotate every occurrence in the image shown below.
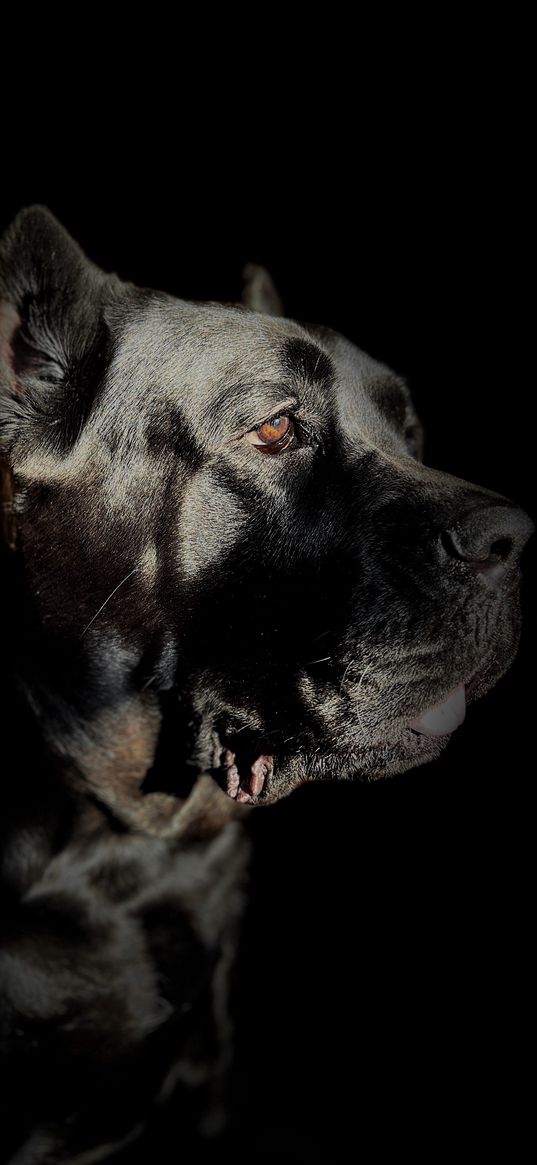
[1,523,243,854]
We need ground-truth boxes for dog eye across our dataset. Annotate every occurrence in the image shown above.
[245,415,295,453]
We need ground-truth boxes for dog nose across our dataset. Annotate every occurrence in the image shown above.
[441,503,534,586]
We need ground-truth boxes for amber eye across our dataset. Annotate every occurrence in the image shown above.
[245,415,295,453]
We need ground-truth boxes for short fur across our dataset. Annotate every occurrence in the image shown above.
[0,207,532,824]
[0,208,532,1162]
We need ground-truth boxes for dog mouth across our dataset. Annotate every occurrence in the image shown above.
[220,683,470,802]
[217,610,520,802]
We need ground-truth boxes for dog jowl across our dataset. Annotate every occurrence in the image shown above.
[0,208,533,815]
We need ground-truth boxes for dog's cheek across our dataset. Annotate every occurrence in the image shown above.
[176,472,248,581]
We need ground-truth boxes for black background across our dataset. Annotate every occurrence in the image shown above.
[2,98,533,1158]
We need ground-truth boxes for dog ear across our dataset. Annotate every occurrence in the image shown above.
[0,206,111,452]
[241,262,283,316]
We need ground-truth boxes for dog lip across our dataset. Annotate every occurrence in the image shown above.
[409,683,466,738]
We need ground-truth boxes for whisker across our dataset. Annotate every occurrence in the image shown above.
[354,665,371,733]
[80,567,139,637]
[305,655,332,665]
[356,661,374,692]
[310,628,333,644]
[339,660,354,696]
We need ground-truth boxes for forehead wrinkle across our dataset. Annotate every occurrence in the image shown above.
[91,299,321,449]
[201,379,299,438]
[155,302,310,422]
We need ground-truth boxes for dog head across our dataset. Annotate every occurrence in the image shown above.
[0,208,532,810]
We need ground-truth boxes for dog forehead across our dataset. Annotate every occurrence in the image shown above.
[327,332,406,407]
[108,298,308,405]
[106,298,402,442]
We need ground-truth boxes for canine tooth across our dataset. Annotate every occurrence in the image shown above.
[248,755,273,797]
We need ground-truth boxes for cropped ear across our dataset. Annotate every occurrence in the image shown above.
[0,206,112,454]
[241,262,283,316]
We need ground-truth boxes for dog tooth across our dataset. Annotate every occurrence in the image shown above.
[236,787,252,804]
[248,755,273,797]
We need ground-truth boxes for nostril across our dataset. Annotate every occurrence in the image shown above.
[440,502,533,587]
[440,528,512,569]
[489,537,513,562]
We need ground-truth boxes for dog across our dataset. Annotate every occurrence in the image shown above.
[0,207,532,830]
[0,207,533,1161]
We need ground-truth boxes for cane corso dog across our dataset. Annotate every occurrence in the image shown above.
[0,207,532,829]
[0,207,532,1162]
